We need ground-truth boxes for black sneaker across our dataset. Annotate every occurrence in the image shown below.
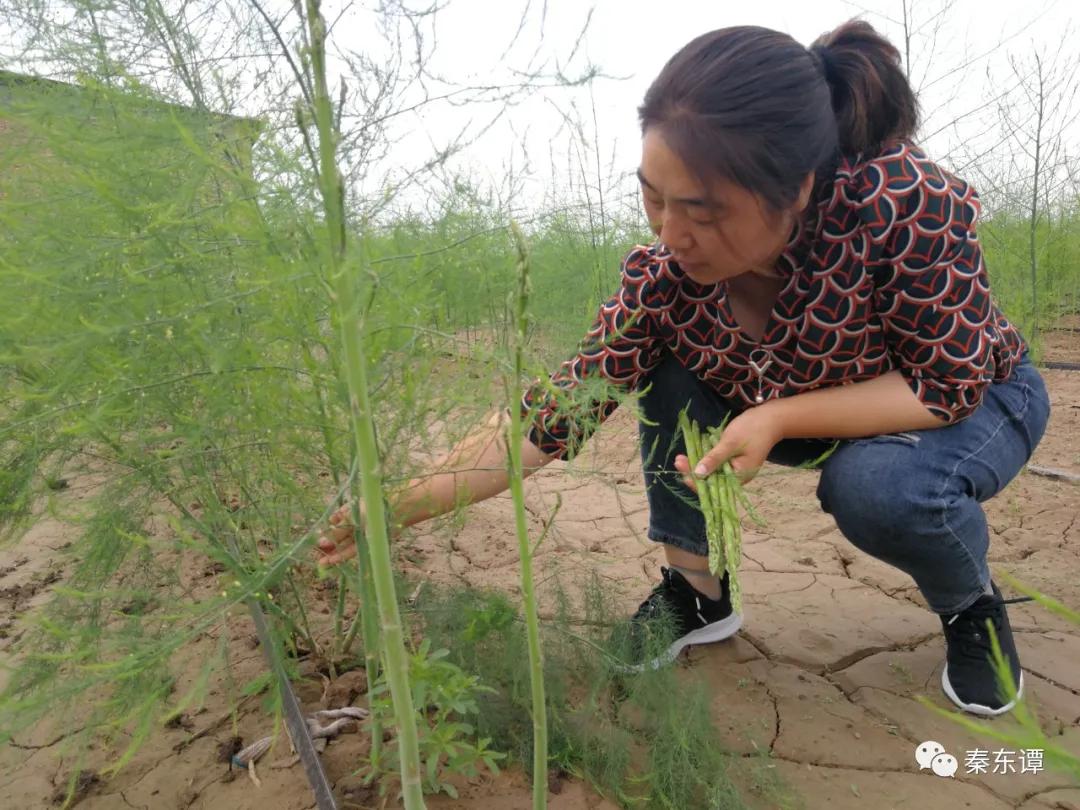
[940,581,1033,717]
[611,566,742,673]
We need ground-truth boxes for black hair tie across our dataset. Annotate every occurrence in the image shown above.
[809,44,837,84]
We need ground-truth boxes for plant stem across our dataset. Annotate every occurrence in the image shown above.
[302,1,422,805]
[302,340,344,491]
[337,566,364,658]
[704,424,744,613]
[506,221,548,810]
[680,414,724,575]
[330,573,346,676]
[720,461,742,614]
[338,604,363,658]
[349,516,385,771]
[283,573,319,654]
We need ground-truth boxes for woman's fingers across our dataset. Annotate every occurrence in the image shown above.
[317,541,356,566]
[315,533,345,552]
[696,437,738,477]
[316,518,356,566]
[674,454,699,493]
[316,532,356,565]
[316,499,379,567]
[321,522,352,545]
[330,502,366,528]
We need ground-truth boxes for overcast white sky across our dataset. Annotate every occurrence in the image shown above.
[326,0,1077,216]
[2,0,1074,216]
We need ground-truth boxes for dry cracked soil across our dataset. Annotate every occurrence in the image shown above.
[1,326,1078,809]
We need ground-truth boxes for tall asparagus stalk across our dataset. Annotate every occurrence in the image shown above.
[301,2,423,806]
[344,515,384,770]
[505,222,548,810]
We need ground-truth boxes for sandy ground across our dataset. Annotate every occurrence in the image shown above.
[1,326,1078,809]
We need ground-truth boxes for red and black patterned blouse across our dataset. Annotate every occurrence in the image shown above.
[522,143,1026,460]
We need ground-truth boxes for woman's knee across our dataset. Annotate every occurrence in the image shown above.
[816,436,936,545]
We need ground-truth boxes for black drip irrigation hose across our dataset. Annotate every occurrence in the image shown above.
[226,534,338,810]
[1042,361,1080,371]
[246,598,339,810]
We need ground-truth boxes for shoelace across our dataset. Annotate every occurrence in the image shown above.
[945,593,1034,626]
[944,593,1034,658]
[632,568,677,622]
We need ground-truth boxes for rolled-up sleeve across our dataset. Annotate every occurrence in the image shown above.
[861,150,997,422]
[521,246,664,459]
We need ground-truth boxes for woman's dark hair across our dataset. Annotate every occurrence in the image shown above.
[638,19,919,210]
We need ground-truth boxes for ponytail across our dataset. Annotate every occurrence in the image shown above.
[810,20,919,156]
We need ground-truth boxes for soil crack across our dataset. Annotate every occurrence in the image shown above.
[824,633,940,675]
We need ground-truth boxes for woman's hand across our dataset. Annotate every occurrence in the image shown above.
[316,500,365,567]
[673,405,785,490]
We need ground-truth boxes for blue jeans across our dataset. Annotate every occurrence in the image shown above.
[637,352,1051,615]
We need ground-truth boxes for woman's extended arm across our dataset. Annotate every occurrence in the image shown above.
[684,369,943,482]
[766,368,944,440]
[316,409,555,565]
[396,409,556,526]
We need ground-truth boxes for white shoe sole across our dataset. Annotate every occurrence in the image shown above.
[941,663,1024,717]
[614,611,744,674]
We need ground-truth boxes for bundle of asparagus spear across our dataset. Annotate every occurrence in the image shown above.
[677,410,764,615]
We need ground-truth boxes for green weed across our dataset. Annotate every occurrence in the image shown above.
[414,576,776,808]
[362,638,506,800]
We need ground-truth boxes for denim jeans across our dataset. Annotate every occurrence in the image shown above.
[637,351,1051,615]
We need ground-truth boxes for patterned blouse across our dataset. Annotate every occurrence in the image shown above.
[522,142,1026,460]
